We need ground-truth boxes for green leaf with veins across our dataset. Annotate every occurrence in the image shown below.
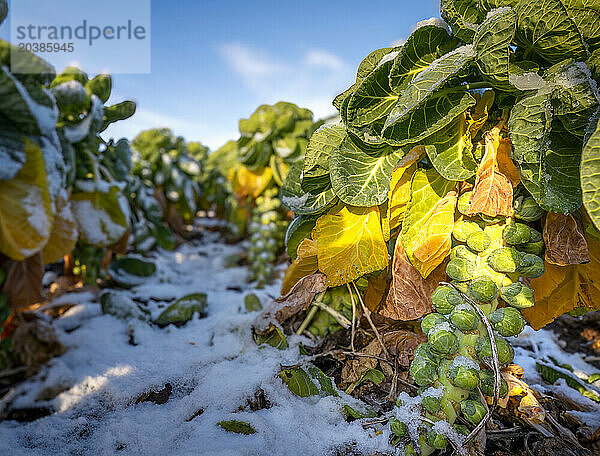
[279,367,319,397]
[440,0,485,43]
[280,162,337,215]
[382,90,476,147]
[302,124,346,193]
[544,59,599,137]
[333,82,357,114]
[329,137,405,206]
[390,25,458,92]
[514,0,588,64]
[510,91,583,212]
[563,0,600,50]
[582,115,600,232]
[357,47,398,80]
[347,58,398,127]
[383,45,475,134]
[424,113,478,181]
[474,7,517,92]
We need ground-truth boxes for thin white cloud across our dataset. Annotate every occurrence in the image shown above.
[304,49,345,71]
[218,42,352,121]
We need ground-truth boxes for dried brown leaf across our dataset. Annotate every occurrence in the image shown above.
[363,270,389,313]
[274,272,327,324]
[12,319,65,369]
[340,338,381,387]
[544,212,589,265]
[379,237,447,321]
[382,330,427,367]
[2,253,44,309]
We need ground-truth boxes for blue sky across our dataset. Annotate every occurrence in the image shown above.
[1,0,440,149]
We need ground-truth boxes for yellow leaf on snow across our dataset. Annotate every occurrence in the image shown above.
[42,192,79,264]
[0,140,52,260]
[281,238,318,295]
[233,165,273,199]
[467,125,513,217]
[522,233,600,330]
[315,205,388,287]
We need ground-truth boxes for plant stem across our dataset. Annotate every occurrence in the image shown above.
[295,291,326,335]
[313,301,351,328]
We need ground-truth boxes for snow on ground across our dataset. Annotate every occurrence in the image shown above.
[1,230,599,455]
[0,232,391,456]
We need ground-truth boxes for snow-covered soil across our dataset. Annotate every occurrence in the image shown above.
[0,231,599,455]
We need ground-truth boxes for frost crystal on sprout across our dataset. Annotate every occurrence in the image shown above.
[394,392,425,444]
[431,420,467,450]
[428,322,454,337]
[453,303,472,312]
[451,355,480,371]
[421,386,444,399]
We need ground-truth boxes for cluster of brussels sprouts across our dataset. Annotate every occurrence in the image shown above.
[247,188,288,288]
[392,193,545,455]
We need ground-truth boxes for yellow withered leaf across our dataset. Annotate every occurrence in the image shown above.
[522,233,600,330]
[281,238,318,295]
[315,205,388,287]
[468,90,495,138]
[496,138,520,187]
[388,162,417,232]
[42,192,79,264]
[0,140,52,260]
[467,125,513,217]
[233,165,273,199]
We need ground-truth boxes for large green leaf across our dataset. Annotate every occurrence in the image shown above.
[347,58,398,127]
[0,128,26,181]
[301,124,345,193]
[545,59,599,137]
[440,0,485,43]
[582,115,600,231]
[563,0,600,50]
[329,137,404,206]
[280,162,337,215]
[70,181,130,246]
[383,45,475,133]
[390,24,458,92]
[424,113,478,181]
[474,7,517,92]
[509,92,583,212]
[382,90,476,147]
[514,0,588,64]
[357,47,397,80]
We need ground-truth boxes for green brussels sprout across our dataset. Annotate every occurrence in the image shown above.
[410,357,438,386]
[475,334,514,365]
[426,429,448,449]
[468,276,498,302]
[428,324,459,356]
[516,240,545,256]
[453,424,470,436]
[390,418,407,438]
[421,395,442,414]
[431,285,464,315]
[451,280,469,293]
[51,80,92,121]
[413,343,442,364]
[421,312,447,335]
[467,230,491,252]
[487,247,522,273]
[518,253,545,278]
[489,307,526,337]
[479,369,509,397]
[458,191,473,215]
[500,282,535,309]
[446,258,476,282]
[449,304,479,331]
[514,196,545,222]
[449,355,480,390]
[450,245,478,262]
[452,220,482,242]
[503,223,531,245]
[404,443,418,456]
[528,228,542,243]
[461,399,487,426]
